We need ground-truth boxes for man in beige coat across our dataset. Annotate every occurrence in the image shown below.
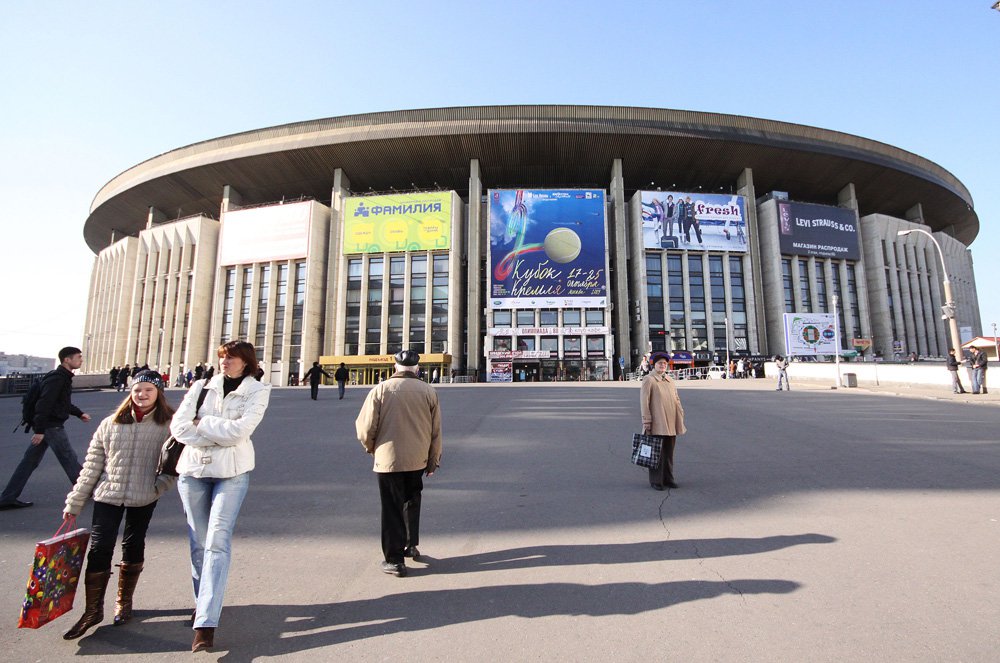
[356,350,442,577]
[640,351,686,490]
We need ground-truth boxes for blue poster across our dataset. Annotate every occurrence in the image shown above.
[488,189,608,309]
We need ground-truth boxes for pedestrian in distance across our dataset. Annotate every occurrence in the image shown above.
[775,355,790,391]
[970,346,989,394]
[639,351,686,491]
[117,364,130,392]
[61,370,176,640]
[355,349,442,578]
[0,347,92,510]
[947,348,967,394]
[170,340,271,652]
[334,362,349,399]
[305,361,332,400]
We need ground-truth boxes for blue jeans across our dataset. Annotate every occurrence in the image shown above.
[777,369,790,391]
[177,473,250,628]
[1,426,81,502]
[337,380,346,399]
[972,368,985,394]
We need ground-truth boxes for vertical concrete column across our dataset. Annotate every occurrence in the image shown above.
[903,243,929,355]
[136,244,157,363]
[262,262,278,373]
[895,239,918,356]
[160,231,181,372]
[222,186,243,214]
[791,257,803,311]
[806,257,819,311]
[303,202,330,369]
[860,218,892,358]
[884,239,906,356]
[913,244,938,355]
[681,255,692,348]
[608,159,630,373]
[905,203,925,225]
[737,168,764,353]
[837,183,858,211]
[189,217,220,368]
[147,207,166,230]
[327,169,350,355]
[924,244,947,355]
[466,160,482,372]
[447,191,463,371]
[627,191,648,369]
[357,255,370,355]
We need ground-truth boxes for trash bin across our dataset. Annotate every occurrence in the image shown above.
[843,373,857,388]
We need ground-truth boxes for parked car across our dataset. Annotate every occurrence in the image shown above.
[706,366,728,380]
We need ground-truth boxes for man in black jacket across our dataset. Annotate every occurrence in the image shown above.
[305,361,332,400]
[334,362,350,400]
[946,348,967,394]
[0,347,92,510]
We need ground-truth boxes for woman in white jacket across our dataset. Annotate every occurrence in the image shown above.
[62,370,175,640]
[170,340,271,652]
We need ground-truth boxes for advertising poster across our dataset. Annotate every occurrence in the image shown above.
[488,189,607,309]
[640,191,747,252]
[343,192,452,254]
[219,201,311,266]
[783,312,840,355]
[778,201,860,260]
[488,361,513,383]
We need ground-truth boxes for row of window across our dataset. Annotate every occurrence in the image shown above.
[220,260,306,366]
[491,309,606,327]
[492,335,606,355]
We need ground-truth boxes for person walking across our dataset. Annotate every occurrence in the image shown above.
[640,352,686,490]
[334,362,349,400]
[170,341,271,652]
[355,349,442,578]
[61,370,176,640]
[775,355,790,391]
[0,347,92,510]
[117,364,130,392]
[305,361,332,400]
[947,348,967,394]
[971,346,989,395]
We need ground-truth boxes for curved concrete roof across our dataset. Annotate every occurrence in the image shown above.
[84,105,979,253]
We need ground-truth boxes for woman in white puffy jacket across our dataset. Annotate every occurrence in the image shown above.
[170,340,271,653]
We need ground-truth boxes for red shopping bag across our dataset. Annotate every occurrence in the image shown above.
[17,519,90,629]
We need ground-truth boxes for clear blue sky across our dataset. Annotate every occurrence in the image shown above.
[2,1,998,359]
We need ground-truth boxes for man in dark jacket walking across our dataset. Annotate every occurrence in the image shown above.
[334,362,349,400]
[971,346,989,395]
[946,348,967,394]
[305,361,332,400]
[0,347,92,510]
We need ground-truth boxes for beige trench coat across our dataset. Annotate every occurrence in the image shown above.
[640,372,687,436]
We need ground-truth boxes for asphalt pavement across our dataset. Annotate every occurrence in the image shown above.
[1,380,998,661]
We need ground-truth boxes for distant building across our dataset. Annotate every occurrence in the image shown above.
[0,352,56,376]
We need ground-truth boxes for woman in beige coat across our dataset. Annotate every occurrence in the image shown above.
[640,352,686,490]
[62,370,175,640]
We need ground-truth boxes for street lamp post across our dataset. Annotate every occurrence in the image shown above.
[897,229,963,358]
[993,322,998,362]
[832,294,843,388]
[724,316,731,378]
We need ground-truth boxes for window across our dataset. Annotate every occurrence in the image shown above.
[431,254,448,352]
[516,310,535,327]
[289,261,305,370]
[798,259,812,313]
[517,336,536,351]
[493,310,512,326]
[366,257,384,355]
[563,310,581,326]
[494,336,512,351]
[815,261,828,313]
[563,336,582,356]
[646,254,665,342]
[256,265,270,359]
[586,336,605,355]
[271,263,288,360]
[729,257,747,350]
[409,255,427,352]
[782,259,793,313]
[345,258,362,354]
[667,255,685,350]
[539,309,558,326]
[221,267,236,345]
[688,256,707,351]
[540,336,559,354]
[585,309,604,326]
[388,256,405,353]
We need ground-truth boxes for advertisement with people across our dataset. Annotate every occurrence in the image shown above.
[777,201,860,260]
[488,189,608,309]
[640,191,747,252]
[783,312,840,356]
[343,192,452,254]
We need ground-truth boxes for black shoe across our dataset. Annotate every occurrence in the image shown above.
[665,481,679,489]
[403,546,420,560]
[380,561,407,577]
[0,499,33,510]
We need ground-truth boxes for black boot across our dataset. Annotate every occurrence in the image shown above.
[113,562,143,625]
[63,570,111,639]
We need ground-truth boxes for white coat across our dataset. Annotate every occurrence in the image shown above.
[169,375,271,478]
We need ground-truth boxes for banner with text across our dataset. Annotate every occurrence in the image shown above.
[343,192,452,254]
[488,189,607,309]
[777,201,860,260]
[640,191,747,252]
[783,312,840,356]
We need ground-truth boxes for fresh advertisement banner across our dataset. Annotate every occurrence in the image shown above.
[488,189,607,309]
[778,201,860,260]
[640,191,747,252]
[343,192,452,254]
[219,201,311,266]
[783,312,840,355]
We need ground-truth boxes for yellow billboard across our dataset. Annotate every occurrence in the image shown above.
[343,192,452,254]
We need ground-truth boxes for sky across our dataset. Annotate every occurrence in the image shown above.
[1,0,998,359]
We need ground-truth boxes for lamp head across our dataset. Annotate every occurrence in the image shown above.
[897,230,912,237]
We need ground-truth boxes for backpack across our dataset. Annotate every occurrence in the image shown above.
[16,371,55,434]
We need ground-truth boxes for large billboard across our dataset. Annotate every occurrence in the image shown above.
[783,312,840,356]
[777,201,860,260]
[640,191,747,252]
[488,189,607,309]
[219,201,312,266]
[343,192,452,254]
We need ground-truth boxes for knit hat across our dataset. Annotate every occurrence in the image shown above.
[132,369,165,390]
[394,349,420,366]
[649,351,671,365]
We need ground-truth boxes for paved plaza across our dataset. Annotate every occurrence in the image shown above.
[1,379,998,661]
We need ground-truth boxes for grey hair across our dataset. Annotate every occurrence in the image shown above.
[395,362,419,374]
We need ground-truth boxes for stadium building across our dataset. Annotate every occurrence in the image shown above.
[81,106,983,384]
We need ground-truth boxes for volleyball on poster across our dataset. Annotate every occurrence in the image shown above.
[488,189,608,309]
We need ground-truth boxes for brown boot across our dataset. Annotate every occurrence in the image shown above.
[63,570,112,640]
[192,627,215,652]
[113,562,143,625]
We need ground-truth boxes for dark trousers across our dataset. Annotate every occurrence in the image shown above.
[1,426,81,502]
[310,382,319,400]
[377,469,424,564]
[648,435,676,487]
[337,380,346,399]
[87,500,158,572]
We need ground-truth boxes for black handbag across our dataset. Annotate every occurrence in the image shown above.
[157,381,210,476]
